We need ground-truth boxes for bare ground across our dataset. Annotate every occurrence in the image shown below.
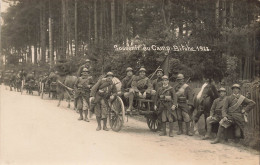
[0,85,259,165]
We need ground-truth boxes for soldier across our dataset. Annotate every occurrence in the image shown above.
[202,87,227,140]
[90,72,117,131]
[211,84,256,144]
[121,67,134,100]
[77,59,91,77]
[126,67,156,112]
[152,68,164,91]
[154,75,177,137]
[175,73,194,136]
[74,68,94,122]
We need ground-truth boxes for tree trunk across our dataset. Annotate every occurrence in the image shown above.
[94,0,98,45]
[75,0,78,56]
[40,0,46,63]
[122,0,126,45]
[61,0,66,59]
[111,0,115,42]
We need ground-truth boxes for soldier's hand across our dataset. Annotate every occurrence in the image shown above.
[209,116,213,119]
[90,97,95,103]
[188,105,193,110]
[110,95,115,100]
[138,92,142,98]
[223,116,228,121]
[171,105,176,111]
[241,109,245,114]
[143,92,147,98]
[154,105,157,111]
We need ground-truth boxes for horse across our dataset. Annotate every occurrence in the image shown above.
[192,80,219,135]
[57,75,77,108]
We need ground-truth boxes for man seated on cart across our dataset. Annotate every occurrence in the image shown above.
[126,67,156,112]
[152,68,164,91]
[90,72,117,131]
[121,67,135,104]
[154,75,177,137]
[74,68,94,122]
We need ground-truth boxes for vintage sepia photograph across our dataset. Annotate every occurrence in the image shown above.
[0,0,259,164]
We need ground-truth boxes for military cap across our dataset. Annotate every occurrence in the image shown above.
[126,67,133,72]
[139,67,146,72]
[157,68,164,73]
[218,87,226,92]
[85,59,90,62]
[162,75,169,80]
[82,68,89,72]
[106,72,114,77]
[176,73,184,80]
[231,84,241,90]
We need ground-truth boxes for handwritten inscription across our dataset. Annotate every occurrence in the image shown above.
[114,44,211,52]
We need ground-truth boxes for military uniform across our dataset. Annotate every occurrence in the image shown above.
[175,83,193,122]
[203,88,227,140]
[121,67,134,98]
[152,69,164,91]
[154,75,177,137]
[77,59,91,77]
[75,69,94,122]
[211,84,256,144]
[175,74,194,136]
[90,72,117,131]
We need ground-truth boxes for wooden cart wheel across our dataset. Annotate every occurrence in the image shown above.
[109,96,125,132]
[146,113,161,132]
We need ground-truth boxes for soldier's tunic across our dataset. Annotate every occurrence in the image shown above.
[175,83,193,122]
[155,85,177,122]
[131,76,154,98]
[220,94,255,138]
[152,77,163,91]
[77,64,91,77]
[121,75,134,93]
[206,97,226,124]
[90,78,117,118]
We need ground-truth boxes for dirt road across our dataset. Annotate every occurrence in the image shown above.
[0,86,259,165]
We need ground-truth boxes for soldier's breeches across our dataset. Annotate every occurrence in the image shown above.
[76,97,89,111]
[95,99,108,119]
[206,116,220,124]
[176,107,191,122]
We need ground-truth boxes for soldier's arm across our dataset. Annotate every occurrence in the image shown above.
[210,99,217,116]
[171,88,178,106]
[186,86,194,107]
[90,79,101,97]
[154,88,159,106]
[222,97,229,117]
[243,97,256,113]
[121,78,126,93]
[146,79,153,91]
[131,78,139,91]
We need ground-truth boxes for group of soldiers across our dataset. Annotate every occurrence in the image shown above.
[3,58,256,145]
[74,59,256,145]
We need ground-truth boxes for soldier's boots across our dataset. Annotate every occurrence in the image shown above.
[78,110,83,120]
[103,118,109,131]
[169,122,174,137]
[177,121,183,135]
[202,123,212,140]
[84,110,90,122]
[96,117,102,131]
[211,126,225,144]
[159,122,167,136]
[185,122,193,136]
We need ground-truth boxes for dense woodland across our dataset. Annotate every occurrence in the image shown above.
[1,0,260,82]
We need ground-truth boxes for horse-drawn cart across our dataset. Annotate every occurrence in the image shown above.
[107,96,161,132]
